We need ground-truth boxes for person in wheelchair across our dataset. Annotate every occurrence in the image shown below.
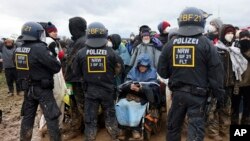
[117,53,160,139]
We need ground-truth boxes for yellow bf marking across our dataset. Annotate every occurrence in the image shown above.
[179,14,202,22]
[88,28,105,35]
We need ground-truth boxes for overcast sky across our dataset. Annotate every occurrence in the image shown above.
[0,0,249,39]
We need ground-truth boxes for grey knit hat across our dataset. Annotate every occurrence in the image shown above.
[210,18,223,30]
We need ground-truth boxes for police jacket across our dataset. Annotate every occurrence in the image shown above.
[15,42,61,81]
[73,45,123,91]
[157,34,224,94]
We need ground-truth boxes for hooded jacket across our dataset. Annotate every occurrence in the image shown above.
[217,24,236,86]
[64,17,87,82]
[69,17,87,41]
[126,53,157,83]
[109,34,131,66]
[206,18,223,44]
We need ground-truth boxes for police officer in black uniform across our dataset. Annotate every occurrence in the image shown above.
[157,7,225,141]
[15,22,62,141]
[73,22,122,141]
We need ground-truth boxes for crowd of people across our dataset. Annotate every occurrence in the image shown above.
[0,6,249,141]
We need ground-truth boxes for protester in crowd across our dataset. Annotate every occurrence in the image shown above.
[231,30,250,125]
[130,29,161,69]
[157,20,171,45]
[2,37,22,96]
[206,18,223,44]
[125,33,136,55]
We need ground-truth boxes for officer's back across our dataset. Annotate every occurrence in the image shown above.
[157,7,224,141]
[15,22,62,141]
[15,22,61,82]
[73,22,122,141]
[161,34,218,88]
[18,42,61,80]
[75,43,120,91]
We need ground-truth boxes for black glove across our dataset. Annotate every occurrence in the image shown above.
[213,89,225,107]
[48,42,57,57]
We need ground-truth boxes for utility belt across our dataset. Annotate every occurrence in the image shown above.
[172,85,207,97]
[19,79,54,90]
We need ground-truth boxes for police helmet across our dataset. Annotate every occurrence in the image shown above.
[177,7,206,36]
[86,22,108,48]
[20,22,45,41]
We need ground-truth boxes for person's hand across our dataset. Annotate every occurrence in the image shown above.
[130,84,140,92]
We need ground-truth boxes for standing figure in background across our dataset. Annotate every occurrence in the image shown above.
[2,37,22,96]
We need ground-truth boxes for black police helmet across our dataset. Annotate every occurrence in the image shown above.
[177,7,206,36]
[20,22,45,41]
[86,22,108,48]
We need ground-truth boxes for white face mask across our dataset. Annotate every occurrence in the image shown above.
[163,28,170,34]
[40,31,46,43]
[208,25,217,33]
[225,33,234,42]
[142,39,150,44]
[130,36,135,40]
[107,41,113,47]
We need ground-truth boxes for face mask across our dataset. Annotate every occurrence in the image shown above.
[208,25,217,33]
[142,39,150,44]
[240,39,250,48]
[40,31,46,43]
[130,36,135,40]
[225,33,234,42]
[163,28,170,34]
[107,41,113,47]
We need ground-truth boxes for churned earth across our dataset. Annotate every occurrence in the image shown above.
[0,72,228,141]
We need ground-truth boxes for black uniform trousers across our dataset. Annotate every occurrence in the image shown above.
[231,86,250,125]
[20,85,61,141]
[84,86,118,141]
[4,67,21,93]
[167,91,207,141]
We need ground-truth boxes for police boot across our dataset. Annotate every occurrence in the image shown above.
[20,128,33,141]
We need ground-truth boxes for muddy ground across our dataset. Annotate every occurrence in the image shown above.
[0,72,229,141]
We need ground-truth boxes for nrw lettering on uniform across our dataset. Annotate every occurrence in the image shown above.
[91,58,102,63]
[177,48,190,54]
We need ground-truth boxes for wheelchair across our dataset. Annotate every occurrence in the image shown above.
[115,81,162,141]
